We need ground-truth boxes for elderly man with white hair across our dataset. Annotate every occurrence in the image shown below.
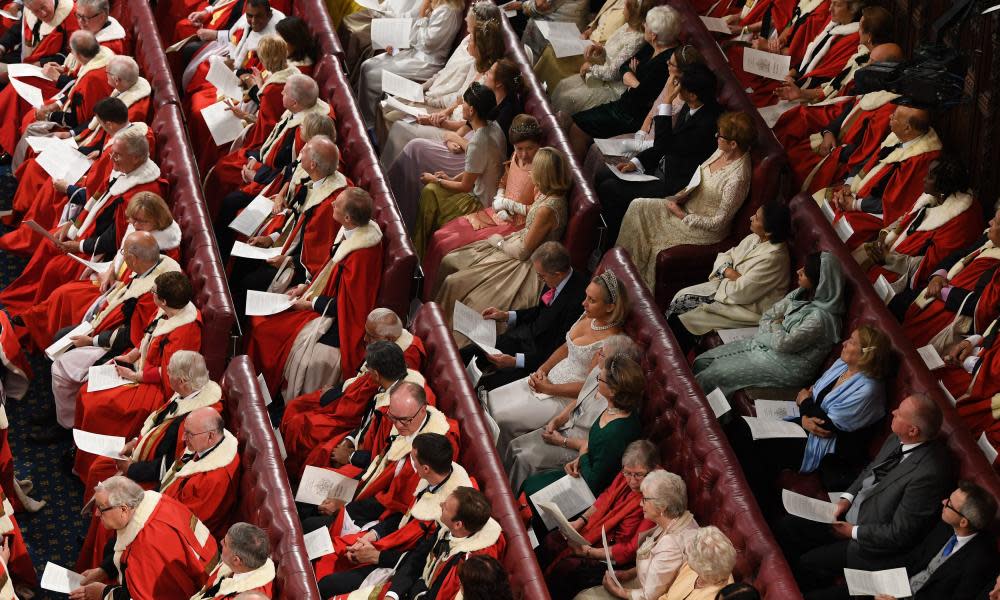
[70,476,219,600]
[69,55,152,143]
[191,523,276,599]
[0,0,77,68]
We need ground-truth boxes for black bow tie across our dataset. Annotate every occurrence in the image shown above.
[877,143,903,161]
[872,444,917,483]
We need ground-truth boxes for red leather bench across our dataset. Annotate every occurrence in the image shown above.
[411,303,552,600]
[126,0,181,109]
[222,356,323,600]
[292,0,346,61]
[598,247,802,598]
[500,15,604,273]
[151,105,238,379]
[653,0,789,311]
[313,55,418,318]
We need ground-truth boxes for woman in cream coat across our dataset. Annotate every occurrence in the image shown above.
[575,471,699,599]
[666,200,792,349]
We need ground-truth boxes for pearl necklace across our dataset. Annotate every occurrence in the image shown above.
[591,318,615,331]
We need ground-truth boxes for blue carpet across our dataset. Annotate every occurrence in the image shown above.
[1,218,89,597]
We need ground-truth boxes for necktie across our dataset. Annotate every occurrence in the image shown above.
[877,143,902,162]
[151,400,179,426]
[872,444,911,483]
[200,576,226,598]
[541,288,555,306]
[941,533,958,557]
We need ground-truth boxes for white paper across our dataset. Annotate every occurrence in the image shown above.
[754,399,800,420]
[782,489,837,523]
[528,474,596,530]
[535,21,589,58]
[44,322,94,360]
[504,8,517,17]
[536,501,589,546]
[716,326,759,344]
[601,526,623,587]
[86,364,134,392]
[593,138,652,156]
[381,71,424,103]
[384,94,428,117]
[228,195,274,236]
[978,432,998,464]
[202,100,247,146]
[527,528,540,549]
[230,240,283,260]
[820,198,837,222]
[296,466,361,505]
[36,144,93,183]
[165,34,197,53]
[743,47,792,80]
[257,373,273,407]
[873,274,895,303]
[607,164,658,182]
[916,344,945,370]
[67,253,111,274]
[937,380,957,406]
[40,562,84,594]
[453,301,499,354]
[466,356,483,388]
[843,568,912,598]
[10,77,44,107]
[245,290,294,316]
[26,135,74,153]
[206,56,244,100]
[273,426,288,460]
[73,429,126,459]
[742,416,807,440]
[303,527,335,560]
[700,16,732,33]
[833,217,855,242]
[7,63,52,80]
[371,18,412,50]
[706,388,731,418]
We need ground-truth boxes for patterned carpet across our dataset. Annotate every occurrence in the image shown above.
[0,168,90,596]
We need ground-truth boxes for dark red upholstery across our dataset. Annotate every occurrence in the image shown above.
[151,105,237,379]
[126,0,180,109]
[222,356,323,600]
[313,55,418,318]
[411,304,551,600]
[598,248,802,599]
[500,16,604,272]
[292,0,346,60]
[652,0,789,311]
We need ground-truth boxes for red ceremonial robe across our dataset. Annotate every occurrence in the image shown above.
[0,490,36,588]
[725,0,830,84]
[74,304,203,477]
[0,160,166,313]
[247,220,383,394]
[189,559,276,600]
[100,492,219,599]
[821,129,943,249]
[902,236,1000,348]
[17,0,79,64]
[277,172,348,280]
[0,317,30,512]
[950,322,1000,459]
[0,550,19,599]
[867,192,985,290]
[315,462,474,580]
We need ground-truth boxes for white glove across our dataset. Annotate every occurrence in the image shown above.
[492,191,507,212]
[495,210,511,222]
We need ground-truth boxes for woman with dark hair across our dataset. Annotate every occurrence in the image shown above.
[413,83,507,254]
[666,200,792,351]
[459,555,514,600]
[693,252,846,396]
[276,15,319,73]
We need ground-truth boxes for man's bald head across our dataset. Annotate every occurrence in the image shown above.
[184,407,225,453]
[304,135,339,177]
[869,43,904,63]
[122,231,160,272]
[366,308,403,341]
[891,105,931,142]
[70,30,102,61]
[188,407,225,432]
[388,382,427,436]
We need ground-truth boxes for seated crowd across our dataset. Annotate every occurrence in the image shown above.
[0,0,998,599]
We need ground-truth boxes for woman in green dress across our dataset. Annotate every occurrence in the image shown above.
[521,352,644,502]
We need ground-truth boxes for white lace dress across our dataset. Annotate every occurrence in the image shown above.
[550,24,646,115]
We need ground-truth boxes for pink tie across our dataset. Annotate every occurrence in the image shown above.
[541,289,556,306]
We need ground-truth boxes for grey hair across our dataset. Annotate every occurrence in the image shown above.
[126,232,161,263]
[640,470,687,518]
[908,392,943,441]
[167,351,210,391]
[227,522,270,569]
[95,476,145,509]
[70,30,101,59]
[113,127,150,159]
[646,6,681,45]
[367,308,403,339]
[621,440,659,471]
[530,241,571,275]
[77,0,110,12]
[685,526,737,585]
[286,74,319,106]
[108,56,140,86]
[602,334,640,362]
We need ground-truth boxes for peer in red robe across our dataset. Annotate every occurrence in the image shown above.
[939,321,1000,463]
[0,316,35,513]
[246,198,383,396]
[0,0,79,65]
[75,302,204,477]
[0,489,36,589]
[190,554,276,600]
[79,486,219,599]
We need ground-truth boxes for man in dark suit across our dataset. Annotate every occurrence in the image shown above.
[594,61,724,243]
[774,393,955,595]
[459,241,587,391]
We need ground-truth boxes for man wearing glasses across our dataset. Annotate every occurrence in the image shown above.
[70,475,219,600]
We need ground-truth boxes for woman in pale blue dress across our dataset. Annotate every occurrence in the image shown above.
[692,251,845,396]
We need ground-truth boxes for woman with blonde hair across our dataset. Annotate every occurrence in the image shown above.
[432,146,571,317]
[659,527,737,600]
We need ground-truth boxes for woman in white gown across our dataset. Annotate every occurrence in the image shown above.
[617,111,756,288]
[486,271,629,452]
[505,334,639,490]
[356,0,464,126]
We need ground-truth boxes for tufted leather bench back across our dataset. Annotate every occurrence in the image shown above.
[598,247,802,599]
[222,357,323,600]
[312,55,418,317]
[126,0,180,109]
[500,16,603,272]
[411,303,552,600]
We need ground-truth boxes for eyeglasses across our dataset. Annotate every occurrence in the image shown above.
[622,470,648,480]
[715,132,733,142]
[94,504,120,516]
[640,496,660,503]
[183,429,217,439]
[76,10,104,21]
[388,408,422,426]
[944,499,969,521]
